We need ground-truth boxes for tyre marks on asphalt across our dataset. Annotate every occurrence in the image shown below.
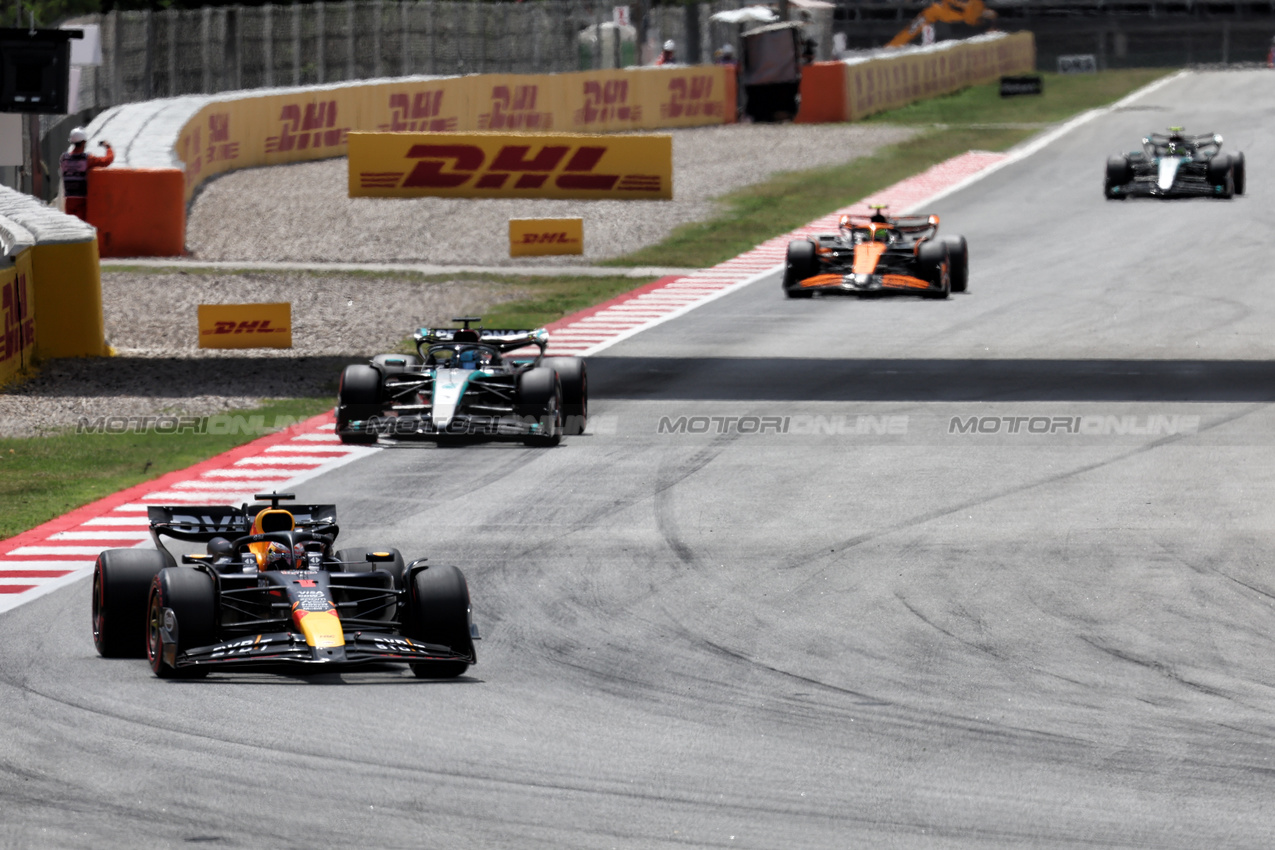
[0,417,376,613]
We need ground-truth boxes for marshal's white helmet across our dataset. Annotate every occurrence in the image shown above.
[68,127,87,144]
[664,40,675,51]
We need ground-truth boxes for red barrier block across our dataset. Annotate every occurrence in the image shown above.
[86,167,186,258]
[796,62,848,124]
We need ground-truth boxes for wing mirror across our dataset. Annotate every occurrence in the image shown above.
[366,551,396,562]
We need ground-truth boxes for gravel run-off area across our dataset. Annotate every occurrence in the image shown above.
[0,122,916,437]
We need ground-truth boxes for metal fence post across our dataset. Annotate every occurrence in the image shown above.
[112,11,124,103]
[143,9,154,100]
[400,0,409,75]
[316,2,325,83]
[264,5,274,87]
[347,0,355,80]
[373,0,383,78]
[167,10,177,95]
[293,2,301,86]
[202,7,212,93]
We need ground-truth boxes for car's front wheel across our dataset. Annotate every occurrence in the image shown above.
[147,568,215,678]
[405,565,474,679]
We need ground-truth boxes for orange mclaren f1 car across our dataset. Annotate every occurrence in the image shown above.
[782,208,968,299]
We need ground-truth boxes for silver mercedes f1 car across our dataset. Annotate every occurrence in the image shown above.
[1104,128,1245,200]
[336,318,587,446]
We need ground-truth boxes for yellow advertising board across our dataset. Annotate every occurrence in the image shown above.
[348,132,672,200]
[198,303,292,349]
[175,67,736,202]
[509,218,584,257]
[0,249,36,386]
[845,32,1035,121]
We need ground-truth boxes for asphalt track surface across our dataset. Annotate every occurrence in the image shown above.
[6,70,1275,848]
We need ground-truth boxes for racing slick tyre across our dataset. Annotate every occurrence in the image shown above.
[336,364,383,445]
[1104,155,1130,200]
[147,568,215,679]
[92,549,172,658]
[515,368,563,447]
[543,356,587,436]
[916,240,951,300]
[1207,154,1234,199]
[942,236,969,293]
[371,353,422,375]
[782,240,817,298]
[1232,152,1246,196]
[405,564,474,679]
[336,547,408,590]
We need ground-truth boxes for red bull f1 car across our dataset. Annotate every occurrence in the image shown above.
[91,492,478,678]
[336,317,587,446]
[1104,128,1246,200]
[782,208,968,299]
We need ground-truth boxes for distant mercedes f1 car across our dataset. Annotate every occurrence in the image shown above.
[336,318,587,446]
[783,207,968,299]
[91,492,478,678]
[1105,128,1245,200]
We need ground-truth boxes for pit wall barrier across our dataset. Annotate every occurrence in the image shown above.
[0,186,106,380]
[797,31,1036,124]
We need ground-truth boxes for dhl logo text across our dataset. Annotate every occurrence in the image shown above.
[661,75,724,119]
[266,101,349,153]
[202,320,289,336]
[575,79,641,125]
[359,143,661,193]
[1,273,35,362]
[380,91,458,133]
[478,85,553,131]
[520,232,579,245]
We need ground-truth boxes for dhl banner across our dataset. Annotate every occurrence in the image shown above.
[198,303,292,349]
[0,250,36,386]
[176,66,734,202]
[348,132,673,200]
[509,218,584,257]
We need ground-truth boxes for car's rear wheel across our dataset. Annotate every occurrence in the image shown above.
[405,565,474,679]
[336,364,383,445]
[1207,153,1234,198]
[516,368,562,447]
[942,235,969,293]
[147,568,216,678]
[917,240,950,300]
[783,239,817,298]
[93,549,172,658]
[543,357,587,436]
[335,547,408,588]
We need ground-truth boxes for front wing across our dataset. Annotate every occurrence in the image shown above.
[161,630,476,671]
[342,411,553,441]
[794,272,940,295]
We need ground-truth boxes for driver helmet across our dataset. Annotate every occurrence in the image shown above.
[872,226,892,243]
[457,348,492,370]
[263,541,293,570]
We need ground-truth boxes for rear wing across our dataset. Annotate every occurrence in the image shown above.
[147,504,338,545]
[414,327,548,353]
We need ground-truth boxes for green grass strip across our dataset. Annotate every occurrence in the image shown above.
[0,397,334,540]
